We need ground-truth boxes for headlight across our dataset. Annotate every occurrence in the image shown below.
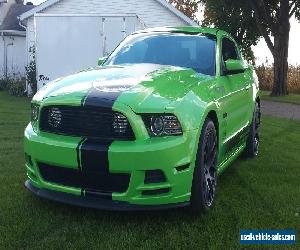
[31,103,39,121]
[143,114,183,136]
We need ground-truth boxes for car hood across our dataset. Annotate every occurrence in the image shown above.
[33,64,212,112]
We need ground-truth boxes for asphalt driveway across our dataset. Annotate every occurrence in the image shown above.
[261,100,300,121]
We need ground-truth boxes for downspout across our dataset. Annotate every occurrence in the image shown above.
[19,17,29,94]
[1,32,14,78]
[1,32,6,78]
[18,18,27,31]
[6,41,13,78]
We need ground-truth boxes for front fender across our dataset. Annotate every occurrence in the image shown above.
[166,90,221,175]
[166,90,220,132]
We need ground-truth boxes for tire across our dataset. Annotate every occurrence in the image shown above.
[191,118,218,213]
[244,102,260,158]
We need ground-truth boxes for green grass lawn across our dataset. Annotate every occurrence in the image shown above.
[260,91,300,105]
[0,91,299,249]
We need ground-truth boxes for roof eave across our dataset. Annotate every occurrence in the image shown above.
[19,0,60,21]
[19,0,198,26]
[0,30,26,36]
[155,0,198,26]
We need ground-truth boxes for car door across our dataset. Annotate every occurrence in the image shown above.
[213,36,250,160]
[222,37,250,129]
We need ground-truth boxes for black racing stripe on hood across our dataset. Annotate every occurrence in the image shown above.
[81,88,121,108]
[76,87,130,199]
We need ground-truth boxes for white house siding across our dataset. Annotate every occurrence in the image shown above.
[24,0,188,75]
[6,35,27,77]
[22,0,193,91]
[0,35,27,78]
[39,0,187,27]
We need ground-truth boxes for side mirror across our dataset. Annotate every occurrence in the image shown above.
[98,56,107,66]
[224,59,247,75]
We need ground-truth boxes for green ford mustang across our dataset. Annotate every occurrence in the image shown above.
[24,27,260,212]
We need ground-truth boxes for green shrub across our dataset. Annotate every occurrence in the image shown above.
[7,79,26,97]
[256,64,300,94]
[0,78,9,90]
[0,77,27,97]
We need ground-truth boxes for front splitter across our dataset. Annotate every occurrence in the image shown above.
[25,180,189,211]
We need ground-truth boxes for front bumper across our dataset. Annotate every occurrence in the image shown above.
[25,180,189,211]
[24,123,198,208]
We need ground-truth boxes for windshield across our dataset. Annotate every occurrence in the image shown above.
[105,33,216,76]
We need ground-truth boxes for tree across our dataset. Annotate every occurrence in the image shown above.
[168,0,200,21]
[201,1,260,63]
[25,46,37,95]
[199,0,300,96]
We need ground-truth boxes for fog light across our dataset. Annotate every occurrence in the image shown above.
[144,170,166,184]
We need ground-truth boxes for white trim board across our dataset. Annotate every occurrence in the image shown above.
[34,13,138,17]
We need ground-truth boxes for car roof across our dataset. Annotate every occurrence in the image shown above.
[133,26,230,37]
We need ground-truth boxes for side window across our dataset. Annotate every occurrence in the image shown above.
[222,38,239,61]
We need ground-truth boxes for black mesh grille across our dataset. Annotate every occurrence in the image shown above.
[38,163,130,193]
[39,106,135,140]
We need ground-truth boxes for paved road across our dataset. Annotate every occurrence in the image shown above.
[261,100,300,121]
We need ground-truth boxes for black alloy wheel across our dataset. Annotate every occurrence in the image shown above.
[191,118,218,213]
[244,102,260,157]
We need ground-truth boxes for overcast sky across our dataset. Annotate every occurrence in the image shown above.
[26,0,300,65]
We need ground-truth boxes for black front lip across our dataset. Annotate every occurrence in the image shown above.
[25,180,189,211]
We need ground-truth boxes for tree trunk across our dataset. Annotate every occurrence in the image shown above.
[271,1,290,96]
[272,28,290,96]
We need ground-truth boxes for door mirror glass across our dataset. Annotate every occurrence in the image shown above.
[224,59,247,75]
[98,56,107,66]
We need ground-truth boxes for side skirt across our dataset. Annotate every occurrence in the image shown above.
[217,143,246,175]
[223,124,249,157]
